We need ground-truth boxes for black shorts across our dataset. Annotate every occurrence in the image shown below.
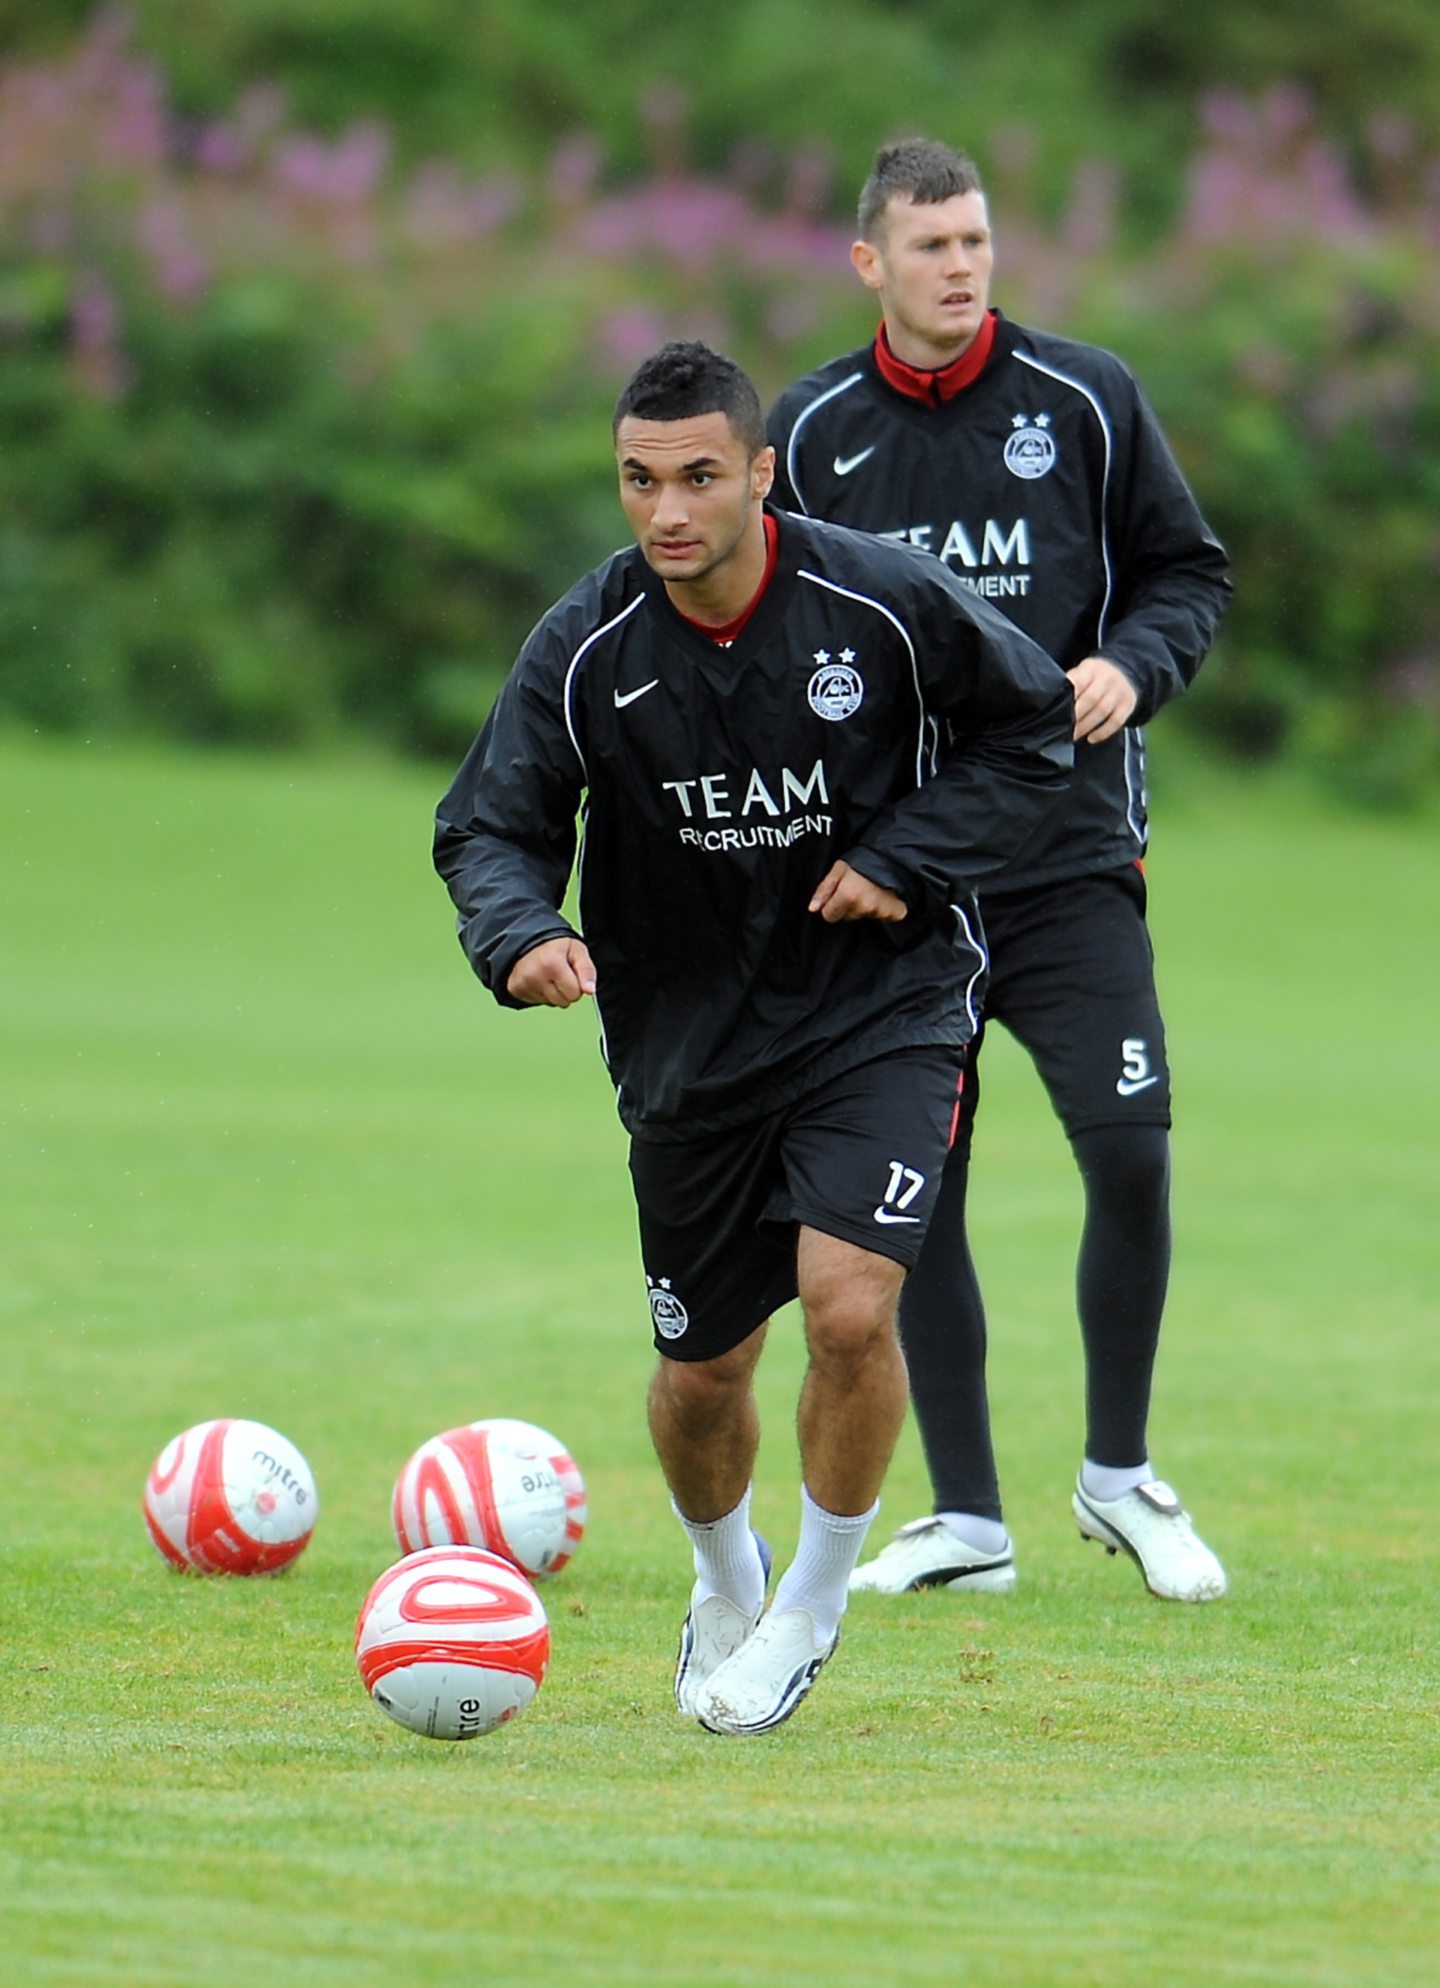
[629,1046,965,1362]
[961,863,1170,1152]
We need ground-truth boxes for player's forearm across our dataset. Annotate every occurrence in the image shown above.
[434,821,577,1006]
[1096,563,1231,725]
[851,722,1073,908]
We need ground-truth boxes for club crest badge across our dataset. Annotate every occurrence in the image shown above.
[1004,412,1058,481]
[807,649,864,721]
[647,1276,690,1339]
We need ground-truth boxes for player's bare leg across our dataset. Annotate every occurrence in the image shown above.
[647,1324,766,1522]
[791,1226,909,1515]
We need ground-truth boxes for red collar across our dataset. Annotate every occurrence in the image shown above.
[874,311,998,404]
[677,513,780,645]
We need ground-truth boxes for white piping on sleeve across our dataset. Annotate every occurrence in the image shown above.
[562,595,645,1098]
[562,592,646,778]
[784,372,864,516]
[1014,351,1115,646]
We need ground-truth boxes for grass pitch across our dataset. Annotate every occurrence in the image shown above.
[1,734,1436,1987]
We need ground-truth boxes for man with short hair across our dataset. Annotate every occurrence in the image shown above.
[436,340,1073,1732]
[769,138,1232,1603]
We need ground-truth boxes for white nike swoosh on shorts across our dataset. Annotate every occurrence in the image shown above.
[873,1207,920,1225]
[614,680,659,708]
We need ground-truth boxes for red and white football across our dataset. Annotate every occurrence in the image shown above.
[355,1545,550,1740]
[143,1418,318,1575]
[390,1417,586,1577]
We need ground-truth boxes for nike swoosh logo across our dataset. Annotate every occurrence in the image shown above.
[833,448,876,477]
[614,680,659,709]
[1115,1074,1160,1097]
[873,1206,920,1225]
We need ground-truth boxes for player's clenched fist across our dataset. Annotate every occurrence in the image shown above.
[1068,655,1138,744]
[809,860,909,924]
[507,935,598,1006]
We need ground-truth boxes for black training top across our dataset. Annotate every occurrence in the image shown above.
[435,509,1073,1138]
[767,313,1232,890]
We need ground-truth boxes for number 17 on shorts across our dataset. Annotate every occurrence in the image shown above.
[874,1159,926,1228]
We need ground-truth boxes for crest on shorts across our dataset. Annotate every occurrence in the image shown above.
[808,649,864,721]
[647,1275,690,1339]
[1004,412,1057,481]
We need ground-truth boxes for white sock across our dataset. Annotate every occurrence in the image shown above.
[673,1487,766,1615]
[935,1511,1010,1557]
[1081,1458,1152,1503]
[771,1485,879,1642]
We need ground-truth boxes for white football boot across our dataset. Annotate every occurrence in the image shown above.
[1072,1478,1227,1602]
[674,1532,771,1718]
[848,1515,1017,1595]
[695,1606,838,1736]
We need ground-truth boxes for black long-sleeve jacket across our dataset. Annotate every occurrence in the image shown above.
[435,509,1073,1138]
[768,314,1231,889]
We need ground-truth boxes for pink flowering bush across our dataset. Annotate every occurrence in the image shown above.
[1,17,1436,796]
[0,15,859,753]
[1060,85,1440,801]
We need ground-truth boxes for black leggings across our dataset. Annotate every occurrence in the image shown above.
[897,1123,1171,1521]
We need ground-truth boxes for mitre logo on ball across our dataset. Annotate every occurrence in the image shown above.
[143,1418,318,1575]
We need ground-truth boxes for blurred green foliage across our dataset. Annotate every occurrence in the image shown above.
[1,6,1438,797]
[21,1,1440,232]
